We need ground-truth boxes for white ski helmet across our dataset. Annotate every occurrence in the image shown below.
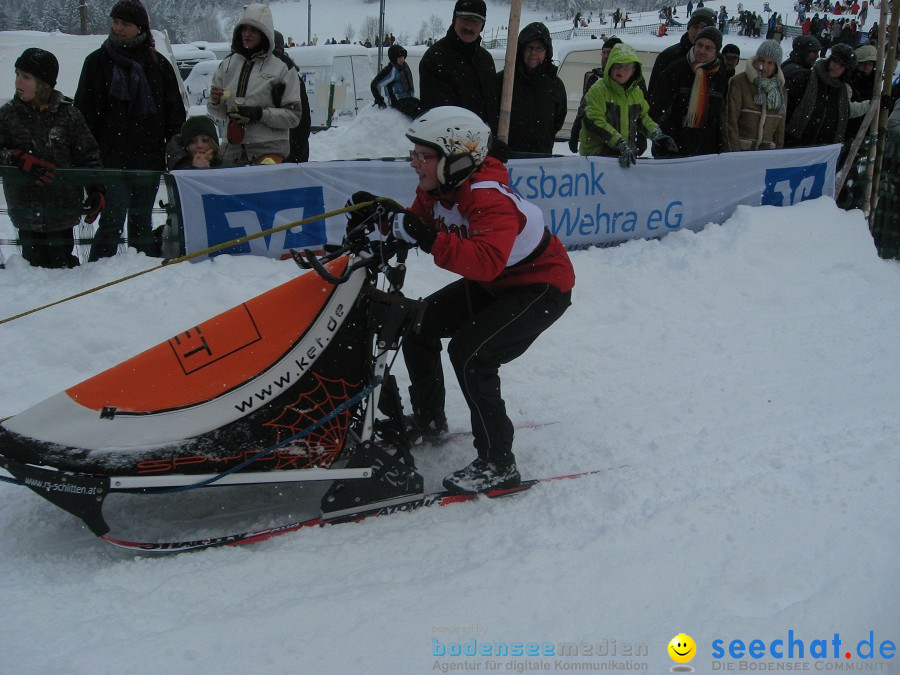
[405,106,492,188]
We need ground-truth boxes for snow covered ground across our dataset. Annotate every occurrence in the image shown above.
[1,1,899,673]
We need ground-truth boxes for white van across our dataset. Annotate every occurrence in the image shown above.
[284,44,377,129]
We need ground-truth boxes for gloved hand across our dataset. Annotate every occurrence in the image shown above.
[615,139,637,168]
[649,128,679,155]
[391,211,437,252]
[228,105,263,125]
[83,189,106,224]
[568,135,579,154]
[345,191,384,234]
[6,150,56,186]
[374,97,387,109]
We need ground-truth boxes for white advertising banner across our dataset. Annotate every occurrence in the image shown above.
[172,145,840,258]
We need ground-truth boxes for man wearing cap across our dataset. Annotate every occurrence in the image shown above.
[648,7,717,92]
[419,0,499,133]
[75,0,185,261]
[721,44,740,78]
[781,35,821,79]
[649,26,729,156]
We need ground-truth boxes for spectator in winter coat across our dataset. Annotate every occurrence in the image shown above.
[1,48,104,268]
[419,0,499,133]
[273,30,312,163]
[722,43,741,77]
[722,40,787,151]
[371,43,421,119]
[569,36,624,153]
[346,107,574,494]
[578,43,678,165]
[74,0,185,261]
[496,22,567,155]
[165,116,225,170]
[648,7,717,93]
[782,35,821,79]
[207,4,304,166]
[649,26,730,156]
[784,43,868,147]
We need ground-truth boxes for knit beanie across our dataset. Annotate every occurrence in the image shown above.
[755,39,783,64]
[695,25,723,51]
[687,7,717,29]
[110,0,150,32]
[454,0,486,22]
[722,43,741,59]
[602,36,623,51]
[14,48,59,87]
[854,44,876,63]
[792,35,821,56]
[181,116,219,147]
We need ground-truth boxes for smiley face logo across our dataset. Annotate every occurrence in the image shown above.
[668,633,696,663]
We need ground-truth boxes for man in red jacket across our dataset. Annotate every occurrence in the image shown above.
[348,107,575,494]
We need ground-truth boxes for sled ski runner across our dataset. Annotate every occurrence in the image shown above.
[99,466,627,553]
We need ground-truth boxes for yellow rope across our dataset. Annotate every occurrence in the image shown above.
[0,201,373,326]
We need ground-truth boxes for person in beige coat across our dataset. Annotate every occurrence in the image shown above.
[723,40,787,151]
[207,3,303,165]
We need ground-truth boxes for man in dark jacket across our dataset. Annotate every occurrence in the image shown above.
[649,26,729,157]
[273,30,312,162]
[74,0,185,260]
[647,7,717,93]
[781,35,821,79]
[419,0,499,133]
[496,22,567,155]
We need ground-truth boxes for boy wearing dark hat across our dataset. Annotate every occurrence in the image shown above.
[419,0,499,132]
[1,48,104,268]
[370,43,421,119]
[166,116,223,170]
[649,26,729,156]
[74,0,186,261]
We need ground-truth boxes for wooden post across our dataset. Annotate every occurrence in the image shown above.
[497,0,524,144]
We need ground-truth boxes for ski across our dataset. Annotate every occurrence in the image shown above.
[420,420,559,446]
[100,465,626,553]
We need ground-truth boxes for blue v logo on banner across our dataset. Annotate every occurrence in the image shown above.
[761,163,827,207]
[201,186,327,257]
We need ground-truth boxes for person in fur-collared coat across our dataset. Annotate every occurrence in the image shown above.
[723,40,788,151]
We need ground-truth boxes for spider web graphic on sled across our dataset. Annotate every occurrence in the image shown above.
[263,373,362,469]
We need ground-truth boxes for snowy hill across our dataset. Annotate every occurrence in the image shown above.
[1,1,899,673]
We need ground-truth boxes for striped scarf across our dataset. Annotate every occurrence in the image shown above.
[684,49,720,129]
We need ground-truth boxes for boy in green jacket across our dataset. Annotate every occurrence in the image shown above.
[579,43,678,167]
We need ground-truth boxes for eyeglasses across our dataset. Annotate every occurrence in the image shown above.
[408,149,438,162]
[524,45,547,53]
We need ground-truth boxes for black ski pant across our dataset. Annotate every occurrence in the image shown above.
[403,279,571,463]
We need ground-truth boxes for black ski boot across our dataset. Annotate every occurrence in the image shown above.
[442,458,521,494]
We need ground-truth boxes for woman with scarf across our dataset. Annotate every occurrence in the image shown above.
[723,40,787,151]
[784,44,868,148]
[648,26,730,156]
[74,0,185,261]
